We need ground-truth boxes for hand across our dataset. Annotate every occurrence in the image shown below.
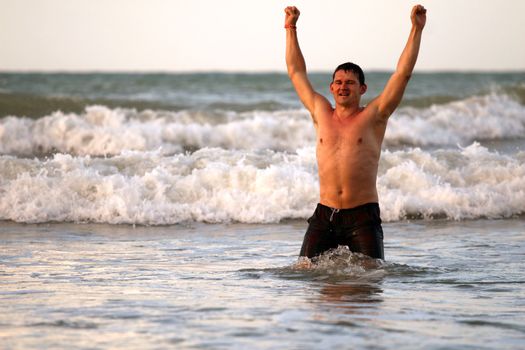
[284,6,300,27]
[411,4,427,30]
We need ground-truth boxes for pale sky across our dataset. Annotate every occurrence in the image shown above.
[1,0,524,72]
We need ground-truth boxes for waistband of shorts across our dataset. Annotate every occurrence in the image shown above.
[315,202,381,225]
[317,202,379,213]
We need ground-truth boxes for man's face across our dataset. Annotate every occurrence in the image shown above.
[330,70,367,106]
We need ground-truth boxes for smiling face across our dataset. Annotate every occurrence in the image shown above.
[330,70,367,107]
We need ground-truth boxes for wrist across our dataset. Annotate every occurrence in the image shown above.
[411,24,424,33]
[284,24,297,29]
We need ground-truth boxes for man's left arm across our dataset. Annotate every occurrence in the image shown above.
[374,4,427,120]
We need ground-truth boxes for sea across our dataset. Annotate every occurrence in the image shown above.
[1,71,524,349]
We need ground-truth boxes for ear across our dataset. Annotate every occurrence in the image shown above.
[360,83,368,95]
[329,81,335,93]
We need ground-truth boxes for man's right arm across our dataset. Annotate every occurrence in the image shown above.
[285,6,325,120]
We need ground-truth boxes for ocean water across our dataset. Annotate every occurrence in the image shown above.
[1,72,525,349]
[1,220,524,349]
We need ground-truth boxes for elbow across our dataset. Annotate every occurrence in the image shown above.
[399,70,412,82]
[286,60,306,79]
[395,71,412,84]
[287,66,300,80]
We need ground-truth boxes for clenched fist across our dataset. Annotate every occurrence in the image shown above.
[284,6,300,27]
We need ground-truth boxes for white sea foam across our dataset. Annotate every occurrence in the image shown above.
[1,92,524,156]
[0,144,523,224]
[293,246,384,277]
[0,106,315,156]
[0,147,318,224]
[379,143,525,221]
[386,93,525,146]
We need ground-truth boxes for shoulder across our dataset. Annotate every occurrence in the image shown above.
[311,95,333,125]
[314,94,332,110]
[363,98,388,123]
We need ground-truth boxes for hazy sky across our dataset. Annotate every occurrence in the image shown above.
[1,0,524,72]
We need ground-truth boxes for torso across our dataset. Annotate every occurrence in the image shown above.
[314,103,387,209]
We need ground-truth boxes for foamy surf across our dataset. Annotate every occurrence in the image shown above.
[1,91,524,156]
[0,144,523,224]
[292,246,385,278]
[387,92,525,146]
[379,143,525,221]
[0,106,314,156]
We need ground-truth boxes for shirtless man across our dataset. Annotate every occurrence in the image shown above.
[285,5,427,259]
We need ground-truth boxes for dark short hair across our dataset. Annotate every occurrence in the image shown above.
[332,62,365,85]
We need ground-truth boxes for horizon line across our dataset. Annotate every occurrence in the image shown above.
[2,68,525,74]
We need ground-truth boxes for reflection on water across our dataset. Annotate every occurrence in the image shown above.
[319,282,383,308]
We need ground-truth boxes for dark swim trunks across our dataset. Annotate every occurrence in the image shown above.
[299,203,384,259]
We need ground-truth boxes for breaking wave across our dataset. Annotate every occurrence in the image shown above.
[1,144,523,224]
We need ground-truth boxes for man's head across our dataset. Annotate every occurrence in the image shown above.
[330,62,367,106]
[332,62,365,85]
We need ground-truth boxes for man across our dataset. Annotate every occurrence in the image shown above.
[285,5,427,260]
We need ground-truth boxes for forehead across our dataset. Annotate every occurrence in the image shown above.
[333,70,359,81]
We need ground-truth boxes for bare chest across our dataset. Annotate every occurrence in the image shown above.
[316,116,376,153]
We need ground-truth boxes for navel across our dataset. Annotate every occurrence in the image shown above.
[357,137,363,144]
[319,138,323,144]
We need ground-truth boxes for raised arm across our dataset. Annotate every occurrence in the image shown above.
[285,6,325,117]
[374,4,427,119]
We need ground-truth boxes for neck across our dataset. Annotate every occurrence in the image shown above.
[334,104,362,119]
